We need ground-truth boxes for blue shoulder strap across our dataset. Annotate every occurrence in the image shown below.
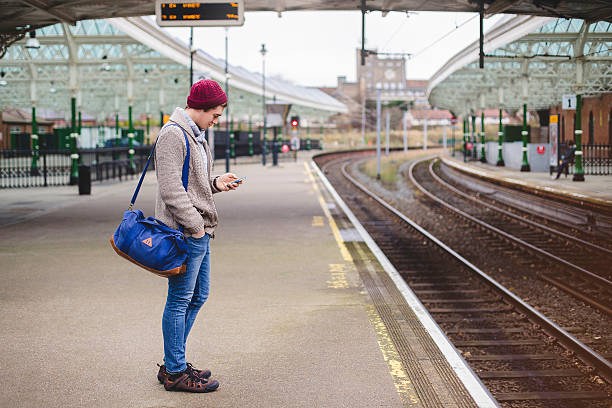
[129,123,190,209]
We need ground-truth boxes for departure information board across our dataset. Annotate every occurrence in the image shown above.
[156,1,244,27]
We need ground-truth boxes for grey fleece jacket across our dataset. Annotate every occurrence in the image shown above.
[154,108,221,237]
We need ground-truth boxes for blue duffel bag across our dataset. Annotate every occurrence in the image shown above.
[110,124,190,277]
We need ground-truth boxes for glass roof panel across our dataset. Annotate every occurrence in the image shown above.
[1,17,344,121]
[430,16,611,114]
[38,25,62,36]
[590,22,608,32]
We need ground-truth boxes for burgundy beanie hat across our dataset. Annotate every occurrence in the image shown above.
[187,79,228,110]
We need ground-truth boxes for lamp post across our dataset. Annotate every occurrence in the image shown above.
[260,43,267,166]
[376,89,381,180]
[224,28,230,173]
[189,27,194,88]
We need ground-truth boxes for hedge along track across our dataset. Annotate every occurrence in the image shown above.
[314,151,611,407]
[415,158,612,318]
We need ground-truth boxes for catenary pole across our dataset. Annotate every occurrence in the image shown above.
[224,28,230,173]
[376,89,381,180]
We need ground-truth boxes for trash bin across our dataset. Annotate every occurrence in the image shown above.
[78,164,91,195]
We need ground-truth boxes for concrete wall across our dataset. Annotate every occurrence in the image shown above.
[485,141,501,164]
[476,141,551,172]
[525,143,551,172]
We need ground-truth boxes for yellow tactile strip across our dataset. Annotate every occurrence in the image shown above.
[305,161,480,408]
[304,162,417,406]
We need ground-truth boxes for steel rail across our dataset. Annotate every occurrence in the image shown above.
[332,156,612,384]
[440,160,612,241]
[433,160,612,256]
[414,159,612,291]
[428,158,612,315]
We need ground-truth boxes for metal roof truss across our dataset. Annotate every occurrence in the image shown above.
[429,20,612,115]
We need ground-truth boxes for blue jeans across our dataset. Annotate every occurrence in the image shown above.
[162,234,211,374]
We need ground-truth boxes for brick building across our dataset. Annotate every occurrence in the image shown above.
[550,93,612,145]
[0,108,54,150]
[320,49,449,130]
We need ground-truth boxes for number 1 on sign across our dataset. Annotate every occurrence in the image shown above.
[562,94,576,110]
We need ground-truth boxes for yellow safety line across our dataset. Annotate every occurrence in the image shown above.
[304,161,416,406]
[304,162,352,262]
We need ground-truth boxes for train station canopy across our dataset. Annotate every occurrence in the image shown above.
[1,1,610,52]
[1,0,610,121]
[1,0,611,36]
[427,16,612,115]
[0,17,346,124]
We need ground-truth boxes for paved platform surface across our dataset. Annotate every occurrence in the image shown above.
[0,151,487,408]
[442,154,612,208]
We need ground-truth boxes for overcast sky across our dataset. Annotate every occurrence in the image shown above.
[158,10,503,87]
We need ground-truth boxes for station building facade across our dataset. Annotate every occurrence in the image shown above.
[550,93,612,145]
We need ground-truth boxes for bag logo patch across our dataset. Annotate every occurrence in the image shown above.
[142,237,153,247]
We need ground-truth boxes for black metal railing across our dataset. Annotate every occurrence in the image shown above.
[559,143,612,176]
[1,149,71,188]
[1,138,323,188]
[582,143,612,175]
[0,147,151,188]
[212,137,321,159]
[80,146,150,184]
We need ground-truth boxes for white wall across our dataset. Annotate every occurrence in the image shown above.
[474,141,551,172]
[499,142,550,172]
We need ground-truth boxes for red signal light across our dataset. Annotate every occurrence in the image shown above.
[291,120,298,127]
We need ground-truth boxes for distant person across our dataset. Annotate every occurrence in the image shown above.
[290,134,300,161]
[290,134,300,151]
[555,139,576,179]
[154,79,242,393]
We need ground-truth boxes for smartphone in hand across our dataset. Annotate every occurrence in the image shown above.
[230,177,246,185]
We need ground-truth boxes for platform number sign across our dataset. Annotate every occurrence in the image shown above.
[156,0,244,27]
[562,94,577,110]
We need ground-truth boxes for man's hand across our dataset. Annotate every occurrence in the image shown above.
[192,230,206,239]
[216,173,242,191]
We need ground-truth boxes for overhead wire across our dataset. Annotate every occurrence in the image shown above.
[412,14,478,57]
[381,15,411,52]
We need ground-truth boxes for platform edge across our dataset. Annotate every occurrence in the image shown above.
[310,160,501,408]
[441,156,612,208]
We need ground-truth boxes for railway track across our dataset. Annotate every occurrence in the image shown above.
[411,158,612,317]
[314,151,612,408]
[437,161,612,248]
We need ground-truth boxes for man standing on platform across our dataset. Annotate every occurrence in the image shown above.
[154,79,242,393]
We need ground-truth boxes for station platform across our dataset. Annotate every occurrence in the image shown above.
[0,151,496,408]
[441,154,612,213]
